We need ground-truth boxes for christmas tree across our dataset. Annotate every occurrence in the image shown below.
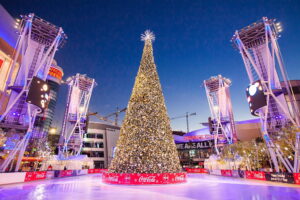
[109,30,182,173]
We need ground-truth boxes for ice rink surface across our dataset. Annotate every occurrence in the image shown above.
[0,174,300,200]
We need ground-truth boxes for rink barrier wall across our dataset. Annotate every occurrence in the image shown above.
[0,169,106,185]
[293,173,300,184]
[25,171,47,182]
[185,168,208,173]
[188,168,298,184]
[245,171,266,180]
[88,169,108,174]
[1,169,300,185]
[0,172,26,185]
[265,172,295,184]
[221,170,232,177]
[102,172,187,185]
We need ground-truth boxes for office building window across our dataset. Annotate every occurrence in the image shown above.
[96,134,103,139]
[84,133,96,138]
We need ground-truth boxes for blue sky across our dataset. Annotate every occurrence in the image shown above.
[2,0,300,132]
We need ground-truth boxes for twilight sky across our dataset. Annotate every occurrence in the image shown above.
[2,0,300,132]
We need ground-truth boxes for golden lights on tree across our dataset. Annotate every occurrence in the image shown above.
[108,30,181,173]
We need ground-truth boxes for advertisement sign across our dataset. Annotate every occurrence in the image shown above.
[209,169,222,176]
[46,171,55,179]
[183,134,214,141]
[88,169,107,174]
[102,172,187,185]
[100,169,108,173]
[72,169,88,176]
[293,173,300,184]
[232,170,245,178]
[221,170,232,177]
[245,171,266,181]
[58,170,74,178]
[77,169,88,175]
[186,168,208,173]
[265,173,295,184]
[176,141,213,150]
[25,171,47,182]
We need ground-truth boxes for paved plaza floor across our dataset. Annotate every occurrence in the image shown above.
[0,173,300,200]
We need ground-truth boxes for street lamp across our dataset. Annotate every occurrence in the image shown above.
[49,128,57,134]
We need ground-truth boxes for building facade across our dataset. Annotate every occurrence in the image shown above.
[281,80,300,120]
[82,122,120,168]
[32,60,64,139]
[176,140,214,168]
[0,5,19,117]
[174,119,262,167]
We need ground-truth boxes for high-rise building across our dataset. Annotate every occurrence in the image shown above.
[32,60,64,139]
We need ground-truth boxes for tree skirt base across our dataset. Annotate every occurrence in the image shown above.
[102,172,187,185]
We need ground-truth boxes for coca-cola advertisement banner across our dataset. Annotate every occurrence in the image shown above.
[25,171,47,182]
[186,168,208,173]
[57,170,74,178]
[293,173,300,184]
[245,171,266,181]
[88,169,107,174]
[265,172,295,184]
[221,170,232,177]
[102,172,187,185]
[46,171,55,179]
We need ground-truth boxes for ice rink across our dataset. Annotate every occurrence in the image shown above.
[0,174,300,200]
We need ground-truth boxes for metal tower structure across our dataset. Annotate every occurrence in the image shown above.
[204,75,237,154]
[232,17,300,172]
[0,14,66,172]
[60,74,96,157]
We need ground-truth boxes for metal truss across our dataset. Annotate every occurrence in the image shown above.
[0,13,66,172]
[204,75,237,154]
[59,74,96,157]
[232,17,300,172]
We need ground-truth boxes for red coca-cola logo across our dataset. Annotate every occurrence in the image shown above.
[36,173,46,179]
[175,175,185,181]
[138,176,156,183]
[254,173,263,179]
[108,176,119,182]
[163,175,169,181]
[124,175,131,181]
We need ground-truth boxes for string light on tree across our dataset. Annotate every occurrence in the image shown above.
[108,30,182,174]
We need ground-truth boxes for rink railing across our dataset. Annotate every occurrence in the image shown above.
[1,168,300,185]
[0,168,107,185]
[185,168,300,185]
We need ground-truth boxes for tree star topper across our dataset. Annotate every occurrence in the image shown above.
[141,30,155,42]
